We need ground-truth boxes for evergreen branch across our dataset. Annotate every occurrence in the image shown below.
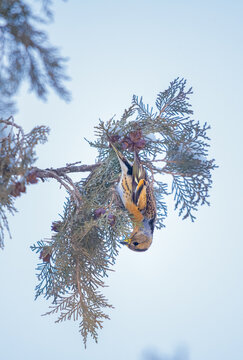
[0,0,70,114]
[43,293,78,317]
[0,77,215,346]
[155,77,193,117]
[172,175,198,221]
[0,116,49,247]
[0,116,25,137]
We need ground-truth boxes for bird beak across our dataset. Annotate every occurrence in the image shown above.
[120,238,131,246]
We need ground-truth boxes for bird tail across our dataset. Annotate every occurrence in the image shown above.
[133,150,146,182]
[110,143,125,161]
[110,142,132,173]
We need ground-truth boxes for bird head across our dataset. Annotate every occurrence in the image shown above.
[120,228,152,252]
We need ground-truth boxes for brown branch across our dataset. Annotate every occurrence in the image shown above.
[31,163,100,206]
[62,173,83,203]
[32,163,100,187]
[34,163,101,178]
[40,169,81,206]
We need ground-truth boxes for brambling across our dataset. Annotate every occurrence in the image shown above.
[110,143,156,252]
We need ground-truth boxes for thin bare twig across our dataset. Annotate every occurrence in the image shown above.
[33,168,81,205]
[30,163,101,205]
[62,173,82,202]
[34,163,101,177]
[0,116,25,138]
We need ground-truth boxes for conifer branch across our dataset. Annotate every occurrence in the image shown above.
[0,0,70,115]
[0,78,217,345]
[1,116,25,137]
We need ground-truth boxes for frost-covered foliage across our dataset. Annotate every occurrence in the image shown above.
[0,117,49,247]
[31,78,216,346]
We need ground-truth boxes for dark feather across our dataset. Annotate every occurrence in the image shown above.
[133,180,145,205]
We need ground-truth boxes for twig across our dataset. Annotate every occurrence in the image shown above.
[62,173,82,202]
[33,168,81,206]
[0,116,25,138]
[35,163,101,177]
[163,170,186,177]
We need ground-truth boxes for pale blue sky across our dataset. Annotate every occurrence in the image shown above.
[0,0,243,359]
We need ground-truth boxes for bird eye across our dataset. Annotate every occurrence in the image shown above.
[133,242,139,246]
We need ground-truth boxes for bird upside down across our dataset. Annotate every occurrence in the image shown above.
[110,143,156,252]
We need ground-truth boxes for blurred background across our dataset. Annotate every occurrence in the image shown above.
[0,0,242,359]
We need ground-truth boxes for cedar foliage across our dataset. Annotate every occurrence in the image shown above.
[0,117,49,248]
[32,79,215,346]
[0,0,216,348]
[0,79,217,346]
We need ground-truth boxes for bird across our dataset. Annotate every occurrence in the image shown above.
[110,142,156,252]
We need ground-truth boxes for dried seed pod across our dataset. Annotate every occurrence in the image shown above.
[40,247,52,263]
[120,129,146,151]
[94,207,106,219]
[10,181,26,197]
[129,129,142,142]
[108,214,116,227]
[26,172,38,184]
[51,221,62,232]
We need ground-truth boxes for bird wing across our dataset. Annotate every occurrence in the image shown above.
[132,152,157,225]
[145,182,157,231]
[133,179,146,211]
[111,144,155,224]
